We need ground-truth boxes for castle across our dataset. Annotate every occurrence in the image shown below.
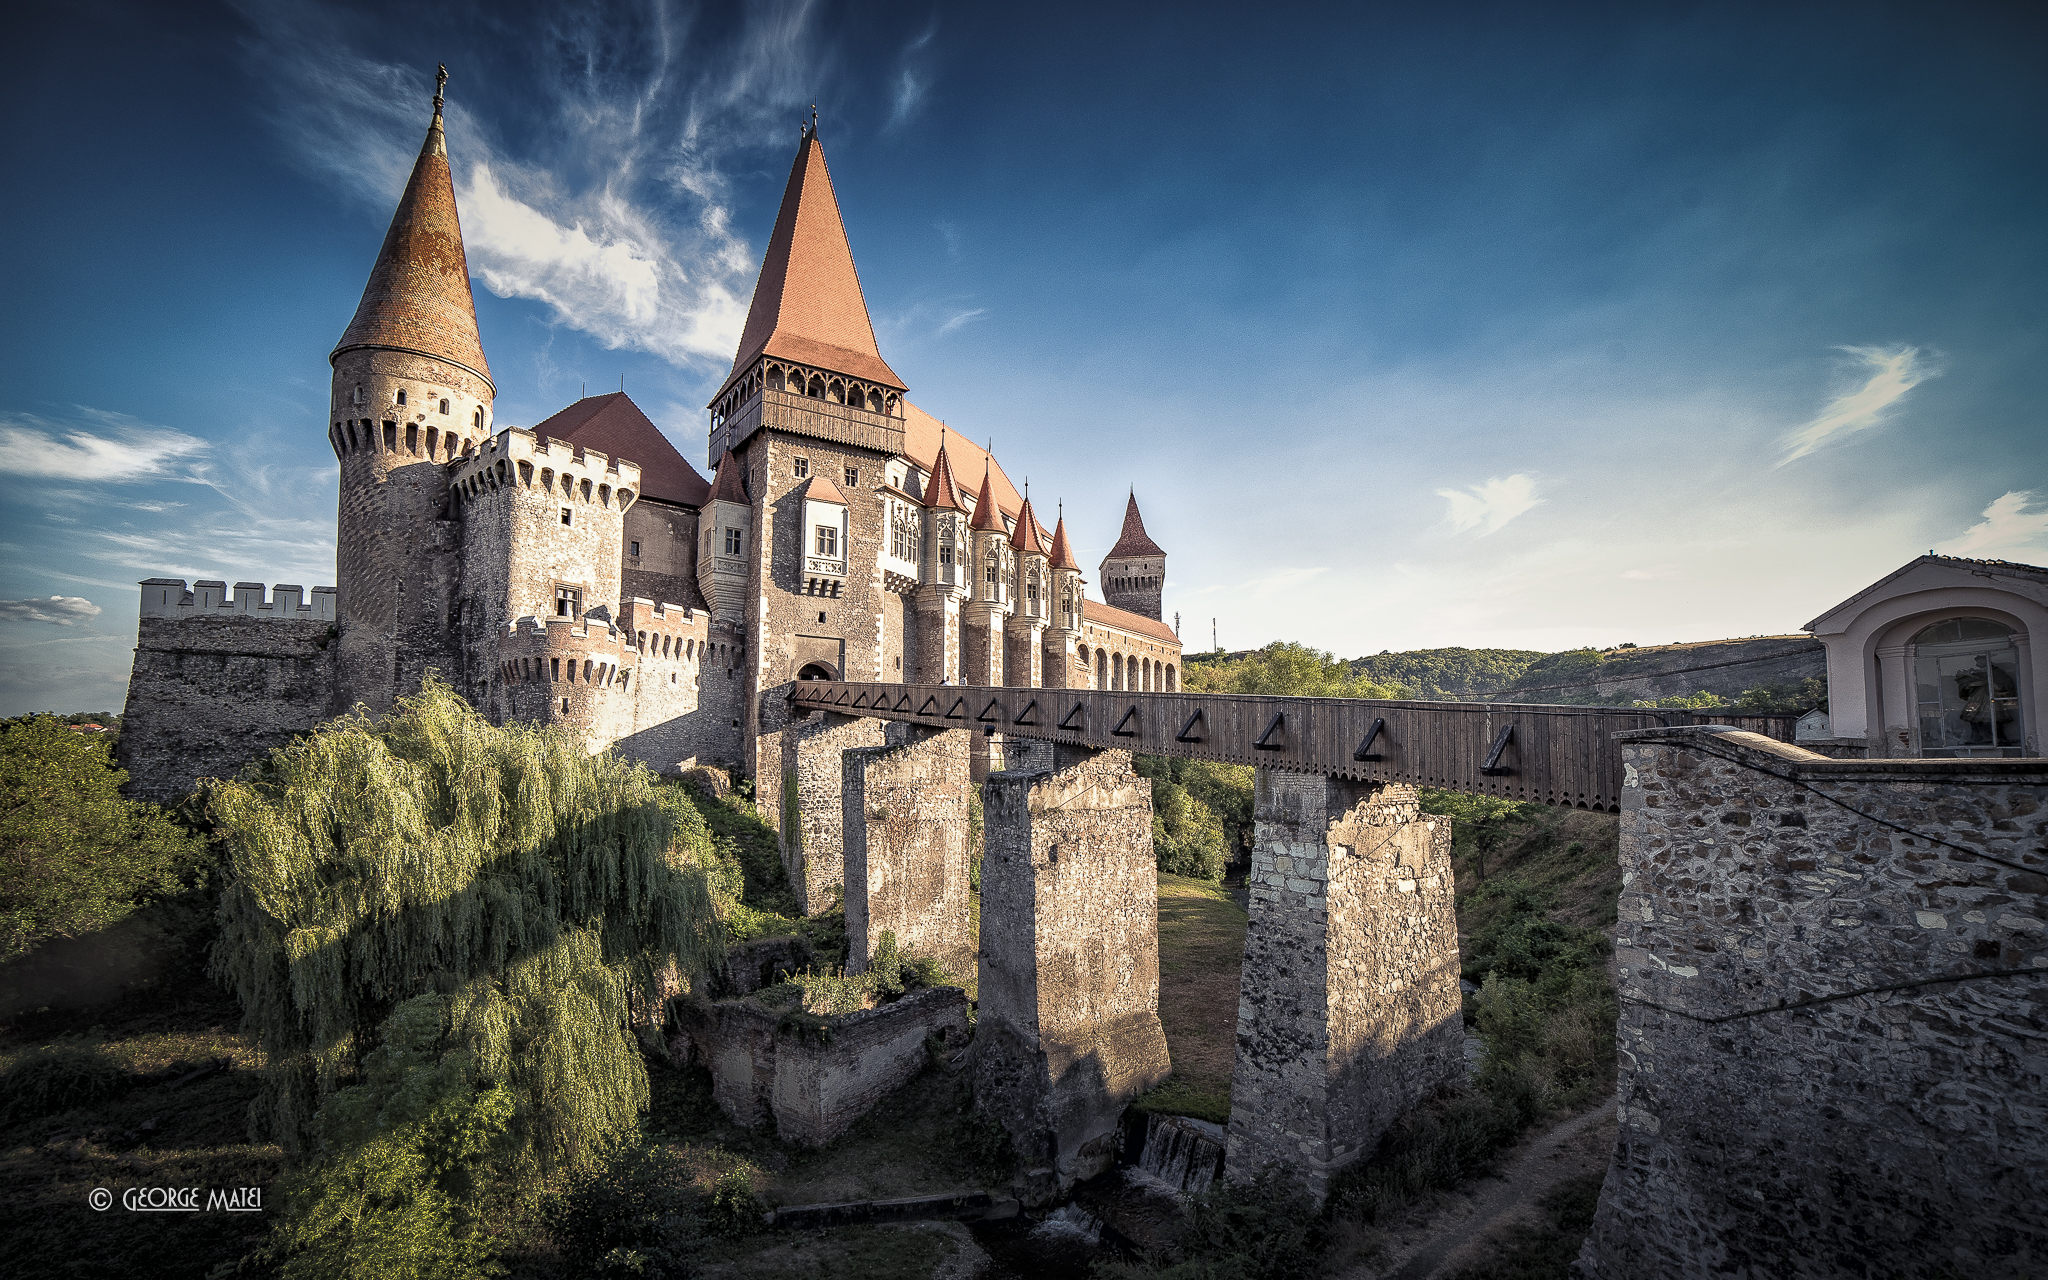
[116,78,1181,801]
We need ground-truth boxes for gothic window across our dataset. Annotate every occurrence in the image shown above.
[845,466,859,488]
[939,539,953,568]
[794,457,809,478]
[724,528,742,555]
[816,525,839,557]
[1027,570,1041,608]
[891,512,913,561]
[473,407,484,429]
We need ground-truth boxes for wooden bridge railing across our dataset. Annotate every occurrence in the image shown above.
[788,682,1760,812]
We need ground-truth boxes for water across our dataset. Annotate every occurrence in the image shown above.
[1135,1113,1227,1195]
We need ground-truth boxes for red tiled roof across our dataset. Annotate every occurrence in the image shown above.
[1010,496,1047,555]
[533,393,709,507]
[922,442,965,511]
[1047,516,1081,570]
[708,448,747,503]
[332,97,492,390]
[1106,492,1165,558]
[970,465,1006,532]
[1083,599,1179,645]
[901,404,1022,517]
[804,472,848,505]
[716,130,903,404]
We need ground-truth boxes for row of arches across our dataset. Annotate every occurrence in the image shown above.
[501,654,622,688]
[331,417,478,464]
[452,456,633,511]
[1076,644,1177,693]
[708,359,906,429]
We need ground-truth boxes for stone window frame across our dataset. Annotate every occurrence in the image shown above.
[560,506,573,527]
[724,527,742,555]
[793,456,810,479]
[844,465,860,489]
[816,524,839,557]
[554,584,583,618]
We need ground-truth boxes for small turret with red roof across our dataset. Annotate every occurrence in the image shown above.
[1099,490,1167,622]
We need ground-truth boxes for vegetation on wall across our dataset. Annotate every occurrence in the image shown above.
[0,714,210,960]
[207,680,725,1170]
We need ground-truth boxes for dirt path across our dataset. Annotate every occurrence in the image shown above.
[1342,1098,1618,1280]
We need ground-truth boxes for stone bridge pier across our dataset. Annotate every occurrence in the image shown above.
[842,726,976,980]
[780,710,887,914]
[974,739,1172,1196]
[1227,769,1464,1202]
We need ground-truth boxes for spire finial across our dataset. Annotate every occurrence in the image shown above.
[434,64,447,115]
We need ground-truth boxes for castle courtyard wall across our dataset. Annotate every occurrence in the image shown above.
[1576,727,2048,1279]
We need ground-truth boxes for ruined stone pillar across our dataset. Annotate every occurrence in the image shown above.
[842,726,976,981]
[1225,770,1462,1203]
[778,709,885,915]
[975,740,1171,1196]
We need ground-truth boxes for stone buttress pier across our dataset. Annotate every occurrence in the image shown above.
[1227,770,1463,1202]
[842,726,976,980]
[780,710,886,914]
[975,740,1171,1196]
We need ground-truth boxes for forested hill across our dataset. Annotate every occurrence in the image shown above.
[1345,647,1545,701]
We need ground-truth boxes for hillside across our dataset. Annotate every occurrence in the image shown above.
[1491,635,1825,707]
[1346,647,1546,700]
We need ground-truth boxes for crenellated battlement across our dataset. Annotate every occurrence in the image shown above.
[449,426,642,513]
[139,578,338,622]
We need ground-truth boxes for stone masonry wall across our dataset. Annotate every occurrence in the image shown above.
[780,710,886,914]
[1226,770,1463,1202]
[118,615,339,801]
[976,741,1171,1195]
[1577,727,2048,1279]
[842,726,975,979]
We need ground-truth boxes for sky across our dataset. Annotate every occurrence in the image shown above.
[2,0,2044,715]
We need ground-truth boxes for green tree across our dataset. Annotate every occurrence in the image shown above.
[1185,641,1398,699]
[0,714,208,959]
[209,681,724,1169]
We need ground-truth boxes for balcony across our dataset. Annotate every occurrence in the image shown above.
[725,388,906,458]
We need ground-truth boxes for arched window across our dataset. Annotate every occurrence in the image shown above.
[396,390,407,406]
[1097,650,1108,689]
[439,398,450,414]
[1912,617,2023,757]
[1166,664,1177,692]
[1113,653,1124,690]
[473,407,484,429]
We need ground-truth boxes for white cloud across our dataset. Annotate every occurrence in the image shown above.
[1778,345,1938,465]
[936,307,987,335]
[1935,490,2048,561]
[890,69,927,126]
[1437,474,1543,536]
[1620,565,1679,580]
[0,596,103,626]
[0,409,209,481]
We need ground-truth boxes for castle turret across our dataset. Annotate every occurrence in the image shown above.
[965,463,1011,685]
[1005,491,1050,687]
[1043,508,1086,687]
[1099,490,1166,622]
[328,66,495,713]
[697,449,752,627]
[914,437,968,683]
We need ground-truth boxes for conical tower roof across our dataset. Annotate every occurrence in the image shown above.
[1010,495,1047,555]
[709,448,747,503]
[970,464,1007,532]
[922,439,965,511]
[332,69,492,390]
[1106,491,1166,558]
[1048,514,1081,570]
[715,124,903,404]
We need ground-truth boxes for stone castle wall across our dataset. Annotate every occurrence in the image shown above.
[118,613,339,801]
[1577,727,2048,1279]
[779,711,887,913]
[842,726,976,978]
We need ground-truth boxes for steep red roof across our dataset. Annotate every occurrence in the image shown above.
[532,393,709,507]
[803,472,848,505]
[332,80,492,390]
[1083,599,1179,645]
[1010,496,1047,555]
[970,465,1006,532]
[715,128,903,404]
[1047,515,1081,570]
[922,441,965,511]
[708,449,747,503]
[901,403,1022,517]
[1106,492,1166,558]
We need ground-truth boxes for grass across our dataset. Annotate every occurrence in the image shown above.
[1134,873,1248,1124]
[1445,1171,1606,1280]
[697,1220,968,1278]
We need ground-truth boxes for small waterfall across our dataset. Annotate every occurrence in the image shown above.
[1027,1202,1104,1247]
[1135,1113,1227,1196]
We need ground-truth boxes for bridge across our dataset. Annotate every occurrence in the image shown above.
[789,679,1796,811]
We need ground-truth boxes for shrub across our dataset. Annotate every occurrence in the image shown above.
[1098,1166,1324,1280]
[0,714,209,959]
[705,1164,766,1237]
[542,1142,701,1278]
[0,1042,134,1127]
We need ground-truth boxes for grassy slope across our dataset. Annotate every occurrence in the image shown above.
[1136,873,1249,1125]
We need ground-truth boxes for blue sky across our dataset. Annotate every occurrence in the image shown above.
[2,0,2044,715]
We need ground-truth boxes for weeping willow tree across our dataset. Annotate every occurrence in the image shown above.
[210,680,724,1170]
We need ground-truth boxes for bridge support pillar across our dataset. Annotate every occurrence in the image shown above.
[1226,770,1463,1203]
[842,726,976,981]
[779,710,886,915]
[975,739,1171,1197]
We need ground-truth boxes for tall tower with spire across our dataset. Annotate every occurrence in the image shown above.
[1099,491,1167,622]
[328,66,495,713]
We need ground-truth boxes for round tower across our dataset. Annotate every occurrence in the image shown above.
[1099,490,1166,622]
[327,66,495,714]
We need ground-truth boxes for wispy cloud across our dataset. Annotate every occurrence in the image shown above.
[1935,490,2048,560]
[0,596,103,626]
[1437,474,1542,536]
[0,408,210,481]
[237,3,829,372]
[1778,345,1938,465]
[936,307,986,335]
[888,25,938,128]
